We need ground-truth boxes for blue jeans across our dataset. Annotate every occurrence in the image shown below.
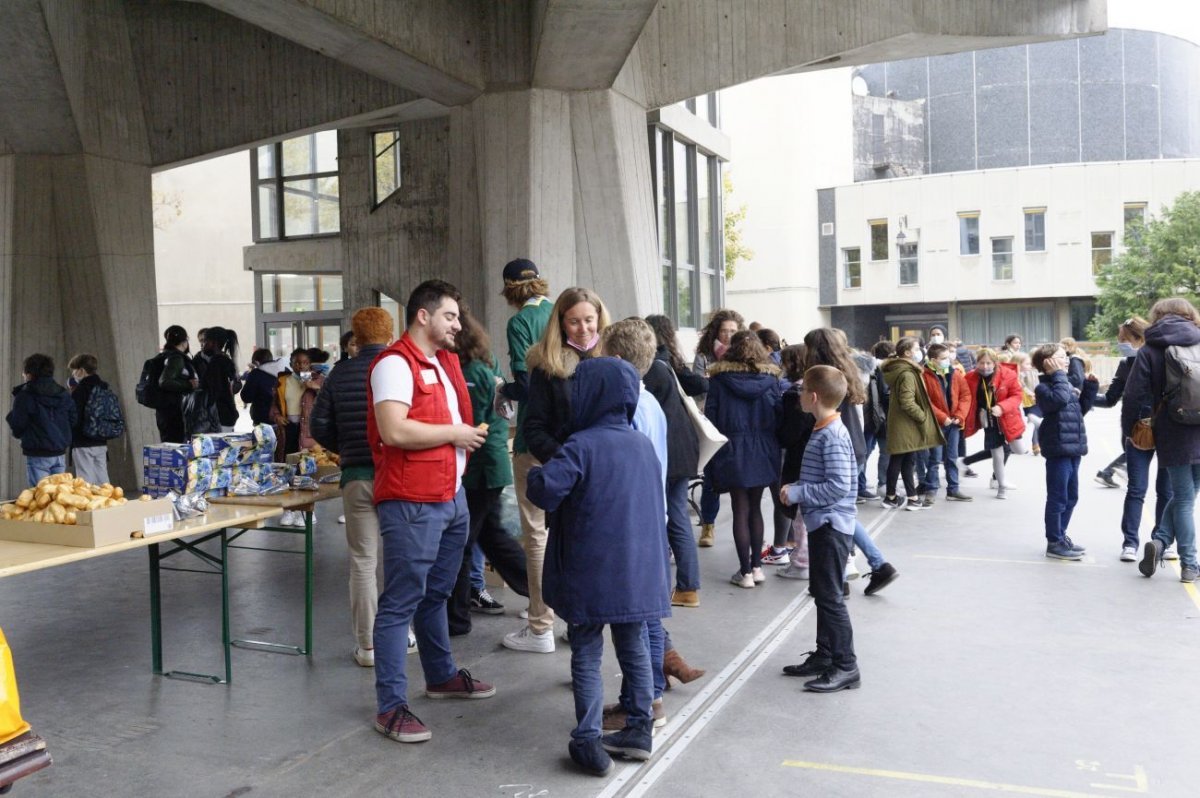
[570,622,652,741]
[860,431,888,494]
[666,478,700,591]
[941,425,961,492]
[374,489,469,714]
[917,446,942,493]
[852,520,885,571]
[1120,443,1172,549]
[25,455,65,488]
[1044,456,1080,544]
[1155,465,1200,569]
[469,544,486,592]
[699,474,720,524]
[619,620,666,706]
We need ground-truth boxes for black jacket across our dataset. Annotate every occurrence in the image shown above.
[7,377,78,457]
[240,367,278,426]
[1122,315,1200,468]
[1095,356,1133,408]
[309,343,386,469]
[525,366,573,464]
[1035,371,1097,458]
[778,382,815,486]
[193,351,241,427]
[642,358,701,481]
[864,365,889,436]
[71,374,109,448]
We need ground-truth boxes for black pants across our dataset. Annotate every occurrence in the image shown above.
[964,443,1010,466]
[809,523,857,670]
[886,451,918,497]
[155,406,185,443]
[283,421,301,455]
[448,487,530,635]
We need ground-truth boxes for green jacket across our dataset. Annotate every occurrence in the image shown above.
[507,297,553,454]
[462,354,514,490]
[882,356,944,455]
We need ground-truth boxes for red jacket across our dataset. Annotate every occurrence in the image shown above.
[367,333,474,503]
[920,365,972,427]
[963,361,1026,442]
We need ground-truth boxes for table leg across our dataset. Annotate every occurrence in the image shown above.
[305,509,313,656]
[221,528,232,685]
[149,543,163,675]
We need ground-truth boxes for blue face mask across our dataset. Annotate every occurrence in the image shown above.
[1118,342,1137,358]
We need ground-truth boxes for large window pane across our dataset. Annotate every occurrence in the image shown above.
[373,132,400,205]
[677,269,694,328]
[870,220,889,261]
[697,155,712,272]
[1091,232,1113,275]
[260,274,277,313]
[699,271,714,317]
[257,145,276,179]
[662,265,672,315]
[959,214,979,255]
[257,184,278,240]
[278,274,316,313]
[317,176,340,233]
[318,275,344,310]
[254,132,340,241]
[843,248,862,289]
[657,133,671,262]
[992,237,1013,280]
[674,141,692,266]
[1024,210,1045,252]
[281,136,313,177]
[314,130,338,173]
[898,243,918,285]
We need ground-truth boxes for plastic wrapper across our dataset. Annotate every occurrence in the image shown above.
[295,454,318,476]
[253,423,277,451]
[318,471,341,484]
[290,476,319,491]
[166,490,209,520]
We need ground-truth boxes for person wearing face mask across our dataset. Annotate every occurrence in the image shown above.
[505,287,611,654]
[880,337,944,510]
[691,309,745,547]
[270,348,324,525]
[917,343,973,504]
[962,349,1025,499]
[1093,318,1175,563]
[67,353,117,485]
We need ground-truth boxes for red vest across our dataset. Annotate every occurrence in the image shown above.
[367,333,474,503]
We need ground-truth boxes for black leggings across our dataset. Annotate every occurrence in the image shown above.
[729,486,767,575]
[964,443,1010,466]
[886,451,918,497]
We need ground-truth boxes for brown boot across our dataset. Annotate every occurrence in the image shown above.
[698,523,715,547]
[662,648,705,690]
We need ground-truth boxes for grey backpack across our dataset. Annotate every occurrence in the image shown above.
[1164,343,1200,425]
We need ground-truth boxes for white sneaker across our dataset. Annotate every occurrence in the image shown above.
[408,631,418,655]
[337,514,346,524]
[996,488,1007,500]
[751,567,766,583]
[353,646,375,667]
[1163,545,1179,561]
[989,476,997,490]
[503,626,555,653]
[519,607,529,620]
[776,564,810,580]
[1120,546,1138,562]
[845,558,861,581]
[730,571,755,589]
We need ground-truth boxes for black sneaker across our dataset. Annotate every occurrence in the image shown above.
[601,727,652,761]
[921,494,936,508]
[964,467,979,478]
[1046,541,1084,561]
[569,737,613,777]
[857,490,878,501]
[904,497,925,512]
[1138,540,1161,578]
[1095,471,1120,488]
[782,650,833,677]
[945,490,973,502]
[863,563,898,596]
[470,588,505,614]
[880,495,904,510]
[1064,537,1086,554]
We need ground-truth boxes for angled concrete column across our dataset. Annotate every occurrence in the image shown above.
[452,87,660,353]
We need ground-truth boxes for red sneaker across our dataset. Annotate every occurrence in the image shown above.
[425,668,496,699]
[375,705,432,743]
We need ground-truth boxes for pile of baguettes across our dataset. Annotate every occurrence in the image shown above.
[0,474,145,525]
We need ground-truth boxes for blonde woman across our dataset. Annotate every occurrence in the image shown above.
[502,287,611,654]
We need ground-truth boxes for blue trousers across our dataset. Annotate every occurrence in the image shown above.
[570,622,652,741]
[25,455,65,488]
[666,478,700,591]
[374,489,469,714]
[1120,443,1171,549]
[1154,465,1200,569]
[699,473,720,524]
[1044,456,1080,543]
[853,520,885,571]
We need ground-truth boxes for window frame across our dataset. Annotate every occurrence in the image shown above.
[371,130,402,208]
[898,242,919,286]
[958,212,980,256]
[1123,202,1147,244]
[869,219,889,262]
[1091,231,1114,275]
[843,247,862,289]
[250,131,341,243]
[991,236,1014,281]
[1023,208,1046,252]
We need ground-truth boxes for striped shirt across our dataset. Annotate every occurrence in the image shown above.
[784,414,857,536]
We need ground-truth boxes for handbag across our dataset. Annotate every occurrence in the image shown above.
[674,374,727,472]
[1130,418,1155,451]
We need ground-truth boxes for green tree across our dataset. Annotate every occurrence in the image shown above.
[1089,190,1200,340]
[723,172,753,282]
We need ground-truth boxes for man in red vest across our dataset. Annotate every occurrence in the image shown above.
[367,280,496,743]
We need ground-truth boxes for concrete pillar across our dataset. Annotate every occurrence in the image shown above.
[451,87,660,355]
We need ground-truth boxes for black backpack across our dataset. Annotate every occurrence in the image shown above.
[136,352,173,409]
[1164,343,1200,425]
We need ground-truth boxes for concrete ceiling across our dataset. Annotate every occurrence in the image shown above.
[0,0,81,154]
[531,0,659,90]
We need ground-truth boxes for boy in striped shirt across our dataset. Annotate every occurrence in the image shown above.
[779,365,861,693]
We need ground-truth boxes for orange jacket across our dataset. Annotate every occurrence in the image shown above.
[921,364,971,426]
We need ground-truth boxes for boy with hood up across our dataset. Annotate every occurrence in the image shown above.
[7,354,78,487]
[527,357,671,776]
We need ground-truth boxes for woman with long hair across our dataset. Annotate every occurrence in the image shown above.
[154,325,197,442]
[692,309,745,547]
[962,347,1025,499]
[1124,297,1200,582]
[803,329,899,595]
[503,287,611,654]
[193,325,242,432]
[703,331,782,588]
[881,337,944,509]
[446,307,529,637]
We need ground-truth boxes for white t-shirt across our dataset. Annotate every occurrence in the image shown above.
[371,354,467,492]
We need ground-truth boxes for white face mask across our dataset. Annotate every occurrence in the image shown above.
[937,357,951,368]
[930,334,944,345]
[912,349,925,364]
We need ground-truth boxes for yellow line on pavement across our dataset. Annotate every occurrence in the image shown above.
[915,554,1108,568]
[1165,561,1200,613]
[781,760,1105,797]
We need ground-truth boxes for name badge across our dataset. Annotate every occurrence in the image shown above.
[421,369,438,385]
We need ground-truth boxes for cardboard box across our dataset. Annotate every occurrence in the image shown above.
[143,444,191,468]
[0,497,176,548]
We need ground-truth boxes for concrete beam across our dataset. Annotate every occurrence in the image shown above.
[0,1,80,154]
[531,0,658,90]
[189,0,484,106]
[634,0,1107,109]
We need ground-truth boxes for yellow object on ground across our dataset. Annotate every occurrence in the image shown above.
[0,628,30,744]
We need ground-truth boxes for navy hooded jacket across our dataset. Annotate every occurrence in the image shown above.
[7,377,78,457]
[702,362,782,491]
[1121,314,1200,468]
[1035,370,1097,458]
[527,357,671,626]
